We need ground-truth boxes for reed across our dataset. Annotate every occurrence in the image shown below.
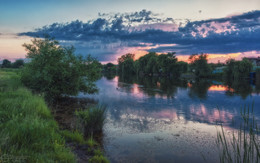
[216,104,260,163]
[75,105,106,136]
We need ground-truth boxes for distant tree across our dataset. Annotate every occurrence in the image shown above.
[12,59,24,68]
[177,61,188,74]
[234,58,252,79]
[103,62,117,74]
[136,52,158,75]
[21,38,100,99]
[224,58,252,80]
[189,54,212,77]
[2,59,11,68]
[157,52,177,74]
[117,53,135,75]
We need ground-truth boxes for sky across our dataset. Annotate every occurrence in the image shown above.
[0,0,260,63]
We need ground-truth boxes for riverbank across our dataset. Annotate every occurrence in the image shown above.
[0,69,76,162]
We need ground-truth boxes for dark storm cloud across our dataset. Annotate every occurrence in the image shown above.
[19,10,260,57]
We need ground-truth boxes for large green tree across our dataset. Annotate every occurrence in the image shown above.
[21,38,100,99]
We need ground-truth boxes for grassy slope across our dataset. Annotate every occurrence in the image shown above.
[0,69,76,162]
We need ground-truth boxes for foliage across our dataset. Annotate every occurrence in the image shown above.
[224,58,253,80]
[0,70,76,162]
[118,52,183,77]
[12,59,24,68]
[189,53,212,77]
[21,37,100,99]
[1,59,24,68]
[1,59,11,68]
[157,52,179,75]
[75,105,106,136]
[216,105,260,163]
[103,62,117,74]
[117,53,135,75]
[178,61,188,74]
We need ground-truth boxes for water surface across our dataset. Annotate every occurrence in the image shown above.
[80,76,260,163]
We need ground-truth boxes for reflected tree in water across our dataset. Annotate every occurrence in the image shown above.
[188,79,212,99]
[224,79,252,99]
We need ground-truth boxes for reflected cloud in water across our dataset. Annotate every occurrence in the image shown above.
[80,75,260,162]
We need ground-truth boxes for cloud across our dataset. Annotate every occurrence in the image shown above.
[19,10,260,61]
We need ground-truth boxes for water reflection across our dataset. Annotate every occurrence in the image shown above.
[81,75,260,163]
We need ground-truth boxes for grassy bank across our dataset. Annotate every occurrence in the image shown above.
[0,69,76,162]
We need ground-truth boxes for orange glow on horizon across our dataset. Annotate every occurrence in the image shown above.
[176,52,244,63]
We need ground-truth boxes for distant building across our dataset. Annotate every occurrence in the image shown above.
[246,57,260,66]
[212,66,225,74]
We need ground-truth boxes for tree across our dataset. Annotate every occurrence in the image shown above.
[189,54,212,77]
[117,53,135,75]
[224,58,252,80]
[103,62,117,74]
[1,59,11,68]
[21,38,100,99]
[12,59,24,68]
[177,61,188,74]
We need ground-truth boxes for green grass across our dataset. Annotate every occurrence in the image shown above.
[75,105,106,136]
[86,136,98,148]
[89,154,110,163]
[0,70,76,162]
[88,149,109,163]
[216,104,260,163]
[61,130,86,145]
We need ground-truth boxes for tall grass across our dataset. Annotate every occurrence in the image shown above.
[75,105,106,136]
[0,70,76,162]
[216,104,260,163]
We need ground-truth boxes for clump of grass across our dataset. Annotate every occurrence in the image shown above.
[0,70,76,162]
[75,105,106,136]
[87,135,98,148]
[89,154,110,163]
[89,149,109,163]
[61,130,86,145]
[216,104,260,163]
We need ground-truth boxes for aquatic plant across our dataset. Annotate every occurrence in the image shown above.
[75,105,106,136]
[216,104,260,163]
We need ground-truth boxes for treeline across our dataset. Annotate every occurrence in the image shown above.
[0,59,24,68]
[103,52,255,80]
[106,52,188,78]
[223,58,253,80]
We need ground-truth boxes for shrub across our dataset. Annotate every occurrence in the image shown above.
[21,37,101,99]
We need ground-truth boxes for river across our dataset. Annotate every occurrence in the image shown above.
[79,76,260,163]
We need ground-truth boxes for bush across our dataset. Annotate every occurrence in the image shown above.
[21,37,101,99]
[75,105,106,136]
